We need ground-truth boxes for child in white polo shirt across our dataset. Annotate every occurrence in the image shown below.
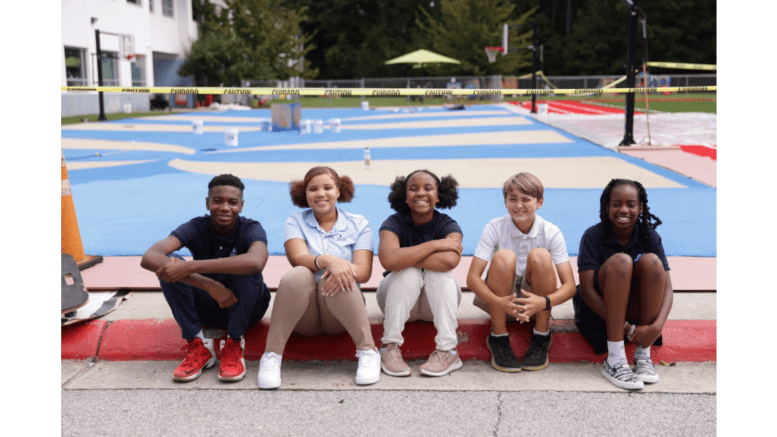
[466,173,576,372]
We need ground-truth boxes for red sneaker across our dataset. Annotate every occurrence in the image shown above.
[172,338,216,382]
[218,338,246,382]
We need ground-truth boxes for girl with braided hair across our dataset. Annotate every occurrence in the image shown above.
[574,178,674,390]
[376,169,465,377]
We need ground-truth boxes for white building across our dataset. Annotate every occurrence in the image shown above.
[61,0,216,115]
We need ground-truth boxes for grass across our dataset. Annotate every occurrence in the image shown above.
[61,110,175,125]
[61,92,715,124]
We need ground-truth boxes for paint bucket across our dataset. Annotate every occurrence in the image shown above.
[329,118,341,133]
[192,120,204,135]
[537,103,548,115]
[361,101,369,111]
[313,119,324,134]
[259,118,271,131]
[300,120,311,135]
[224,128,238,146]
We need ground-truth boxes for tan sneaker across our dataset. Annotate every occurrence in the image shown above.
[381,343,412,377]
[419,349,463,377]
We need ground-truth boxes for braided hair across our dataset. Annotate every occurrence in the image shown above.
[387,169,459,212]
[599,178,662,244]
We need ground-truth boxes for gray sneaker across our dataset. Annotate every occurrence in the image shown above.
[380,343,412,377]
[634,356,659,383]
[602,359,644,390]
[419,350,463,377]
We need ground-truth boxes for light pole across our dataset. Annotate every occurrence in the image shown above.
[508,21,539,113]
[619,0,645,146]
[95,29,107,121]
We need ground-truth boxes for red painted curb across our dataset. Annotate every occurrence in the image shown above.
[63,319,716,363]
[61,320,108,360]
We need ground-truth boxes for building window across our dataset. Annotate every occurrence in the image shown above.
[127,0,141,5]
[65,47,87,86]
[94,51,120,86]
[131,56,146,86]
[162,0,173,17]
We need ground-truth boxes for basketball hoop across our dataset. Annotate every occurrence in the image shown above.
[484,46,504,63]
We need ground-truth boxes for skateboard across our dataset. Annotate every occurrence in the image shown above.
[62,254,89,316]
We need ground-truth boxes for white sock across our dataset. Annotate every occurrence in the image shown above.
[635,345,651,358]
[607,341,627,366]
[533,328,549,336]
[490,332,509,338]
[195,330,205,341]
[448,349,458,355]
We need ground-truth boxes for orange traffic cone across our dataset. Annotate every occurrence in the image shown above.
[61,149,103,270]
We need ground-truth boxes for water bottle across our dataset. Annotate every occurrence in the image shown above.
[364,147,371,169]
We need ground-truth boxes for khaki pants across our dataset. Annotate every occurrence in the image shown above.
[264,266,374,354]
[376,267,462,351]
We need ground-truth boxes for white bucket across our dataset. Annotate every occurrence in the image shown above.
[329,118,341,133]
[224,128,239,146]
[312,119,323,134]
[192,120,204,135]
[300,120,311,135]
[123,103,132,113]
[361,101,369,111]
[537,103,548,115]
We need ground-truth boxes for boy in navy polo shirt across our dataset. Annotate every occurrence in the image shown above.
[141,174,271,383]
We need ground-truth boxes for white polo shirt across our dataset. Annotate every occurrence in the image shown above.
[473,214,569,278]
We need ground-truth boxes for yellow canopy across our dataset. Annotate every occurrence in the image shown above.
[385,49,461,66]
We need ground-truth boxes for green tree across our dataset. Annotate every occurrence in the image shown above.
[283,0,440,79]
[510,0,716,76]
[180,0,318,86]
[415,0,537,77]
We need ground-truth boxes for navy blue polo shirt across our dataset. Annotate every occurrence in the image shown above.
[380,210,462,274]
[577,222,670,275]
[170,215,267,279]
[380,210,462,248]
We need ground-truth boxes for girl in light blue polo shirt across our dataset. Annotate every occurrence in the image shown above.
[258,167,380,389]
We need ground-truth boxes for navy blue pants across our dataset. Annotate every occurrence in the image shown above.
[160,255,271,340]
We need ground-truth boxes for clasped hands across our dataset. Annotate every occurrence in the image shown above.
[320,256,358,297]
[499,289,547,323]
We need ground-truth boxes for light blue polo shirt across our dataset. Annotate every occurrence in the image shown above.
[284,208,374,279]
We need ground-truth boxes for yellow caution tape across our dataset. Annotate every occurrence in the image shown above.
[646,62,716,71]
[61,86,716,96]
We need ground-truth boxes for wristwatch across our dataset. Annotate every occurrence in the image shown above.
[544,296,551,311]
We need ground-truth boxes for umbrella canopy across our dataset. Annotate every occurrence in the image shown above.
[385,49,461,67]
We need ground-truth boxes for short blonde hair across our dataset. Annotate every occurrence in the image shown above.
[503,173,544,200]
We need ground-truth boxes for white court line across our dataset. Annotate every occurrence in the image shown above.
[61,138,196,154]
[210,130,572,153]
[65,160,159,170]
[168,156,685,189]
[341,116,531,130]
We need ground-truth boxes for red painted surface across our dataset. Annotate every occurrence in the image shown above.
[679,145,717,160]
[64,319,716,363]
[61,320,108,359]
[508,100,629,115]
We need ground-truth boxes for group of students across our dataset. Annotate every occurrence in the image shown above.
[140,167,673,391]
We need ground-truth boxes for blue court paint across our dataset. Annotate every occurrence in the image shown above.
[63,106,716,257]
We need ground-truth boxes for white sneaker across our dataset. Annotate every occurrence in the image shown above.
[602,359,644,390]
[355,347,381,385]
[257,351,282,389]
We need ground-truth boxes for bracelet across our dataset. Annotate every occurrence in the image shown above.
[314,255,321,271]
[544,296,551,311]
[627,323,636,341]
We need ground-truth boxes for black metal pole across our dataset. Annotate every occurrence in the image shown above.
[620,2,638,146]
[531,21,537,113]
[95,30,107,121]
